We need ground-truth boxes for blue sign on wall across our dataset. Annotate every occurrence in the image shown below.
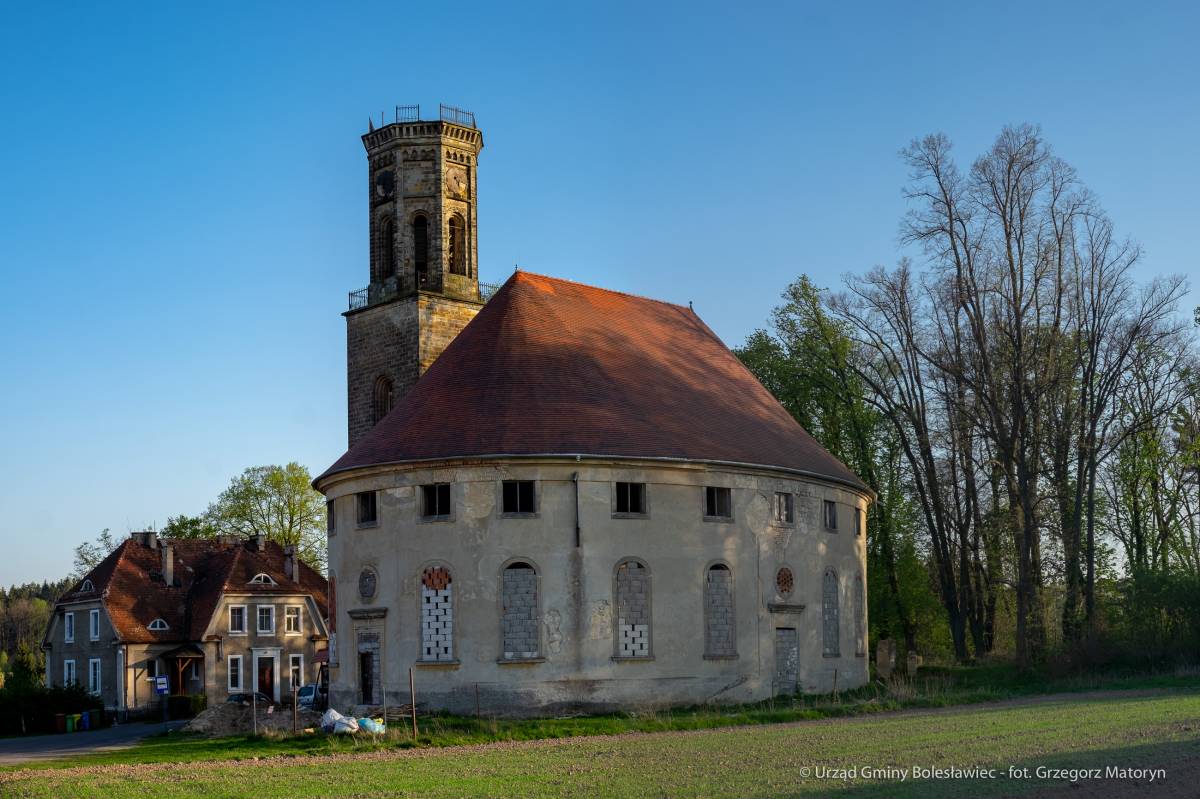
[154,675,169,695]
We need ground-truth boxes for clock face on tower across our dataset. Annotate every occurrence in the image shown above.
[445,166,468,199]
[374,170,394,199]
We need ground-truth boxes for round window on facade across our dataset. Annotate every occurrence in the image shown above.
[776,567,794,598]
[358,568,378,601]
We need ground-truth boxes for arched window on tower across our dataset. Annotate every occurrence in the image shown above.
[380,217,396,279]
[448,214,466,276]
[372,375,393,425]
[412,215,429,285]
[501,561,540,660]
[704,564,736,657]
[854,571,866,657]
[614,559,651,658]
[823,568,840,657]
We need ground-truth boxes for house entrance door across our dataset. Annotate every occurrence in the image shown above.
[257,656,274,699]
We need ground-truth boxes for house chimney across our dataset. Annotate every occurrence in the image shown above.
[162,541,174,587]
[283,545,297,583]
[253,533,266,552]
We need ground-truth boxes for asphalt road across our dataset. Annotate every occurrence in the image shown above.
[0,720,186,764]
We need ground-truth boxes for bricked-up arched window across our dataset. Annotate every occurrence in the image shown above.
[412,215,429,284]
[448,214,467,276]
[614,559,651,658]
[854,571,866,657]
[704,564,735,657]
[420,566,454,662]
[501,562,539,660]
[380,217,396,279]
[372,375,393,425]
[823,569,840,657]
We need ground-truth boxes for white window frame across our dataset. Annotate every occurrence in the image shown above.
[89,608,100,641]
[257,604,276,635]
[64,612,74,643]
[88,658,101,695]
[284,605,302,636]
[228,654,243,691]
[63,659,76,686]
[148,618,169,631]
[289,653,304,690]
[228,604,247,635]
[249,573,277,586]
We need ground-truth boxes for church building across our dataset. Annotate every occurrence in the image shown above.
[316,105,871,715]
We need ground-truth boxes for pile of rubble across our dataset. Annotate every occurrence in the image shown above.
[184,702,324,737]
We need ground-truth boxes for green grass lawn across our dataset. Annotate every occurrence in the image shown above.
[2,685,1199,798]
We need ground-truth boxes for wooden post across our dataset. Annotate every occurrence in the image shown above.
[474,683,480,718]
[408,667,417,740]
[292,683,298,735]
[252,689,257,736]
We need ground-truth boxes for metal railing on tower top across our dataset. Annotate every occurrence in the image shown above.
[439,104,476,128]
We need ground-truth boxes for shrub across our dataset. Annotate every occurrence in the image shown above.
[168,693,207,719]
[0,683,102,736]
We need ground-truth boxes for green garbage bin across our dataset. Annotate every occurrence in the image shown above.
[65,715,75,733]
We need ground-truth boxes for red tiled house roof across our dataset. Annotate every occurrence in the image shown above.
[319,272,866,490]
[56,535,328,644]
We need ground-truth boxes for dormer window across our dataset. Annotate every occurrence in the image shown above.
[249,573,277,586]
[148,618,169,631]
[80,579,94,592]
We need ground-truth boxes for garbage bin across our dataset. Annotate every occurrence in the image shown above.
[90,709,102,729]
[65,714,75,733]
[80,711,90,731]
[55,713,66,733]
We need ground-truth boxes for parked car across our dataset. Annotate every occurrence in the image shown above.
[296,685,317,708]
[226,692,272,706]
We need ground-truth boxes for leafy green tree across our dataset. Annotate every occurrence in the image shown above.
[161,514,217,540]
[205,463,327,572]
[737,276,942,658]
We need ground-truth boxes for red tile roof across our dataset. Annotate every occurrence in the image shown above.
[319,272,866,490]
[57,536,328,644]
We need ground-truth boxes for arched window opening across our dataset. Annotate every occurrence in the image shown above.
[854,572,866,657]
[80,579,94,593]
[249,573,277,586]
[704,564,735,657]
[420,566,454,662]
[380,217,397,279]
[412,215,429,284]
[448,214,466,276]
[372,375,394,425]
[614,559,651,658]
[148,618,169,631]
[823,569,840,657]
[501,562,539,660]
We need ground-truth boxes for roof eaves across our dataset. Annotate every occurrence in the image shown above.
[315,452,874,499]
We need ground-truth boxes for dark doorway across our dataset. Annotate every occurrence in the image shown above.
[359,652,374,704]
[257,656,274,701]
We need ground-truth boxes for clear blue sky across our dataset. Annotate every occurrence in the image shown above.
[1,2,1196,585]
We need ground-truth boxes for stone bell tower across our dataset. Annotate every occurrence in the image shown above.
[344,104,485,447]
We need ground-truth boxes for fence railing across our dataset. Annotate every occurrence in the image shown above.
[348,280,501,311]
[439,104,476,129]
[395,104,420,123]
